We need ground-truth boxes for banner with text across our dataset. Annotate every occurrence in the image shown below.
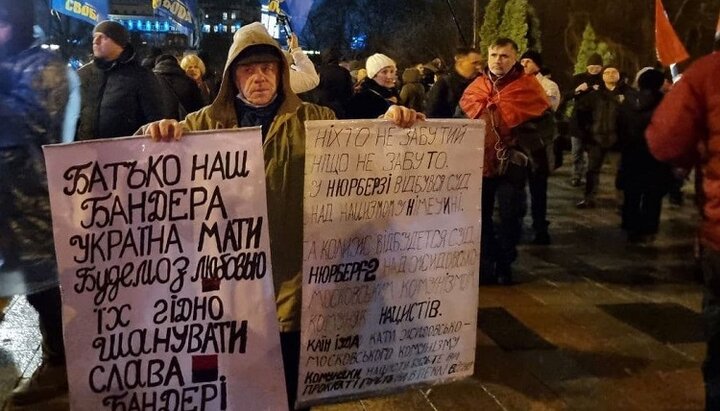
[44,129,287,411]
[299,119,484,407]
[52,0,108,25]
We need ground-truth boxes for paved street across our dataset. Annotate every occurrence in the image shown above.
[1,155,706,410]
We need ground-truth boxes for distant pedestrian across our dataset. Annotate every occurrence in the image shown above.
[566,53,604,187]
[575,64,631,209]
[617,67,672,243]
[520,50,560,245]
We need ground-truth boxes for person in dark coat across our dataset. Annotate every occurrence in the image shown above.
[153,54,204,119]
[425,47,483,119]
[0,0,77,406]
[399,67,425,112]
[76,20,165,140]
[617,68,672,242]
[565,52,604,186]
[575,64,631,208]
[346,53,400,119]
[315,47,353,119]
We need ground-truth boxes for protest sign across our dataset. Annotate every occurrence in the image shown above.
[299,119,484,407]
[44,129,287,411]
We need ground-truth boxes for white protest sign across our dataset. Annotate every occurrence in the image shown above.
[299,119,484,407]
[44,129,288,411]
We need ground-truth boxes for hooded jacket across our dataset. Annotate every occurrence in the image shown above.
[165,22,335,331]
[77,45,165,140]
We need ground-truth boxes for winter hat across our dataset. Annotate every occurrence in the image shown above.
[520,50,543,68]
[93,21,130,47]
[366,53,396,79]
[0,0,35,56]
[587,53,603,67]
[636,67,665,91]
[233,44,282,67]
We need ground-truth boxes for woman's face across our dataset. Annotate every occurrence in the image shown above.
[374,66,397,88]
[185,63,202,81]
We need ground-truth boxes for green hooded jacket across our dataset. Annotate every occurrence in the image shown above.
[179,22,335,331]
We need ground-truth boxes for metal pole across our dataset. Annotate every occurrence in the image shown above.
[445,0,467,47]
[473,0,479,48]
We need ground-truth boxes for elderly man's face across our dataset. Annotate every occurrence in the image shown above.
[234,61,279,106]
[488,44,517,76]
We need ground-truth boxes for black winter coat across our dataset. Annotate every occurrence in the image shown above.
[76,46,165,140]
[425,70,473,118]
[617,89,672,191]
[315,63,353,119]
[346,79,399,119]
[154,57,205,120]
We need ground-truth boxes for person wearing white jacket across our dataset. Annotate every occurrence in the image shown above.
[286,33,319,94]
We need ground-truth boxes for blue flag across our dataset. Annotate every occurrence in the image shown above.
[51,0,108,25]
[153,0,196,29]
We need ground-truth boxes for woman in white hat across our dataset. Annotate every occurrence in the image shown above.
[346,53,401,118]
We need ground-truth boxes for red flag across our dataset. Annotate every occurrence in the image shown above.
[655,0,689,66]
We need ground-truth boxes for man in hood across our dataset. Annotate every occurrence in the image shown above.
[459,38,551,285]
[76,20,165,140]
[142,22,423,409]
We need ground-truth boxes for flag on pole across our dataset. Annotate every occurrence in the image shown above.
[655,0,689,66]
[51,0,108,25]
[152,0,196,29]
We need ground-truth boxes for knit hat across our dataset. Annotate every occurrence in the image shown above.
[520,50,543,68]
[366,53,396,79]
[93,20,130,47]
[587,53,603,67]
[233,44,282,67]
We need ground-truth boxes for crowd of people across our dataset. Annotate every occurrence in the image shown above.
[2,0,719,409]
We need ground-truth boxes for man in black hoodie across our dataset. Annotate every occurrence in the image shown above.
[76,21,165,140]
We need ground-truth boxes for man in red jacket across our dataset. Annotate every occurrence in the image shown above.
[459,38,550,285]
[646,47,720,410]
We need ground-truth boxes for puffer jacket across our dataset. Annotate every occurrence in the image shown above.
[647,52,720,251]
[0,47,71,295]
[76,45,165,140]
[151,22,336,332]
